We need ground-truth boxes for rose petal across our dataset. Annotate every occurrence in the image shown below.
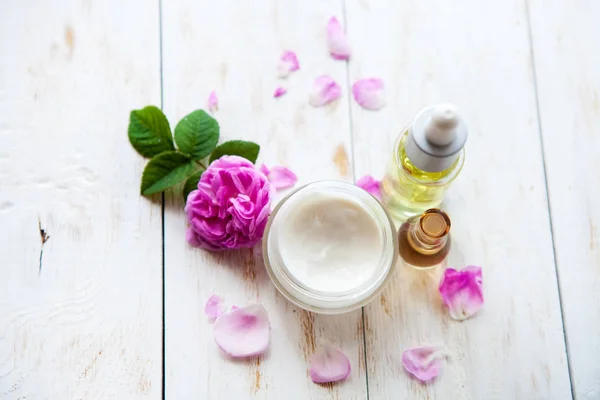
[402,346,446,382]
[356,175,381,200]
[352,79,385,110]
[327,17,351,60]
[274,86,287,98]
[277,51,300,78]
[205,295,226,322]
[231,305,239,311]
[213,304,270,358]
[207,91,218,113]
[260,164,297,190]
[268,166,297,189]
[310,340,351,383]
[309,75,341,107]
[259,164,270,176]
[439,266,484,321]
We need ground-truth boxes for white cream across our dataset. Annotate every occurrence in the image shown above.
[277,192,383,293]
[264,181,397,314]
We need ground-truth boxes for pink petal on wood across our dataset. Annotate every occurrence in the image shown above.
[310,340,351,383]
[309,75,341,107]
[327,17,351,60]
[213,304,270,358]
[277,51,300,78]
[205,294,226,322]
[352,79,386,110]
[356,175,381,200]
[402,346,446,382]
[274,86,287,98]
[439,266,484,321]
[260,164,297,190]
[207,91,219,113]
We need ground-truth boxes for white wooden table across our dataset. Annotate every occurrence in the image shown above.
[1,0,598,399]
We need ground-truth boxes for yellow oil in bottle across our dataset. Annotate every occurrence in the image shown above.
[381,129,464,221]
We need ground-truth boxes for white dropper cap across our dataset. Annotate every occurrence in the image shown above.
[404,104,468,172]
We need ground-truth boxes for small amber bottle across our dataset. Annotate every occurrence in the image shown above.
[398,208,451,269]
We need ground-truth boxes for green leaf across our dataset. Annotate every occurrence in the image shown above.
[140,151,196,195]
[209,140,260,164]
[174,110,219,160]
[182,169,204,202]
[128,106,174,158]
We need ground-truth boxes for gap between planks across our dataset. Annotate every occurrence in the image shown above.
[524,1,575,398]
[340,0,371,398]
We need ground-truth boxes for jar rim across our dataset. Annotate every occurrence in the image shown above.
[262,180,398,314]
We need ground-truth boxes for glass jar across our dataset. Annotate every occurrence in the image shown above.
[262,181,398,314]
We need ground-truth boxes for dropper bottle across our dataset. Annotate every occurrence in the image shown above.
[398,208,451,270]
[381,104,468,221]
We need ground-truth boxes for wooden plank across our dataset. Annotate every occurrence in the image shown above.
[0,0,162,398]
[162,1,366,398]
[345,0,573,398]
[529,1,600,398]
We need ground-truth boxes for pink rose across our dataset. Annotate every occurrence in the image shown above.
[185,156,273,250]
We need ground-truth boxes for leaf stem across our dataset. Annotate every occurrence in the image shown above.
[196,160,207,170]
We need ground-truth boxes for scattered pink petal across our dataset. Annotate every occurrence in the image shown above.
[310,340,351,383]
[205,295,226,322]
[309,75,341,107]
[213,304,270,358]
[273,86,287,98]
[231,305,239,311]
[277,51,300,78]
[439,266,484,321]
[402,346,446,382]
[260,164,298,190]
[326,17,351,60]
[352,79,386,110]
[207,91,219,113]
[356,175,381,200]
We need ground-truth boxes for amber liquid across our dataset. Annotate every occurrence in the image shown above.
[398,220,451,269]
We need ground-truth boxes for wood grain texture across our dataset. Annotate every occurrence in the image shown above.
[0,0,162,398]
[345,0,572,398]
[3,0,596,398]
[529,0,600,398]
[161,1,366,398]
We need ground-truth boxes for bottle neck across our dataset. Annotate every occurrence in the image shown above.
[407,209,451,255]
